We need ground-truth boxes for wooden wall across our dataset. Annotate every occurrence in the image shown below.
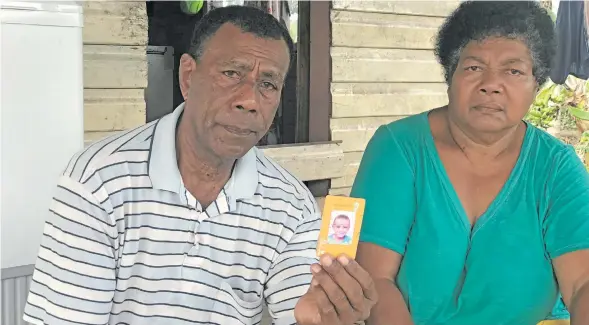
[82,1,148,146]
[329,0,458,196]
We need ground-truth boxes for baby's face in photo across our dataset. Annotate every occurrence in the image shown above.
[332,217,350,239]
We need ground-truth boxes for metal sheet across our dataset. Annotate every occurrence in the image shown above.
[2,275,33,325]
[146,45,174,123]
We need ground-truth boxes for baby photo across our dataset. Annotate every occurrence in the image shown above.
[327,211,355,245]
[317,195,365,259]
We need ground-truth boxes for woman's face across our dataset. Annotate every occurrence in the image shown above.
[447,37,538,133]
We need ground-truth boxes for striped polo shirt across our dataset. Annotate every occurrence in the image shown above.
[24,104,321,325]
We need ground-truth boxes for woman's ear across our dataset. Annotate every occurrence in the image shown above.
[179,54,197,100]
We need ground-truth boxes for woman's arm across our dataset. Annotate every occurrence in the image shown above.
[357,243,413,325]
[553,250,589,325]
[350,124,417,325]
[543,147,589,325]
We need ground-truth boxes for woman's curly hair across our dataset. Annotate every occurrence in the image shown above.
[434,1,556,86]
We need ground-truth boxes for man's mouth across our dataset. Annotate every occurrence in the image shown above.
[223,125,254,136]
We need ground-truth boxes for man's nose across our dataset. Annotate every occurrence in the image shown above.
[478,70,503,95]
[233,81,259,113]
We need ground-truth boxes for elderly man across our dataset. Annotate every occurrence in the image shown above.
[23,5,376,325]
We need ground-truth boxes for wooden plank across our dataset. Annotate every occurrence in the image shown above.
[261,142,345,181]
[331,47,444,83]
[331,82,448,118]
[331,151,364,188]
[332,0,459,17]
[84,45,147,89]
[329,187,351,197]
[83,1,148,46]
[315,196,326,210]
[84,130,121,147]
[84,89,146,132]
[332,10,444,49]
[331,116,402,152]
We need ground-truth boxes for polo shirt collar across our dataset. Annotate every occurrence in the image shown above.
[148,103,258,202]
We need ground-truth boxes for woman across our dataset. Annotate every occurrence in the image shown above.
[352,1,589,325]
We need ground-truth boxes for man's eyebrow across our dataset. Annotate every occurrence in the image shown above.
[221,59,251,70]
[261,70,283,81]
[221,60,284,82]
[222,59,284,81]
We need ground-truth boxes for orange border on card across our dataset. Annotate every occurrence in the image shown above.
[316,195,365,259]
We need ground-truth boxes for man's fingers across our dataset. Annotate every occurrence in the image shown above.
[319,255,366,310]
[339,255,378,303]
[310,280,340,325]
[311,263,355,322]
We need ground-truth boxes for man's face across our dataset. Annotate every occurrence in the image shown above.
[179,23,290,159]
[332,217,350,239]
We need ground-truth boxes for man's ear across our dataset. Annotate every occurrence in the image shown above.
[179,54,197,100]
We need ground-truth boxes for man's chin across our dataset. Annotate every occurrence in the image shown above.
[213,143,255,160]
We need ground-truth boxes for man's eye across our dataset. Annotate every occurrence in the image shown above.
[509,69,523,75]
[223,70,239,78]
[466,66,482,72]
[261,82,277,90]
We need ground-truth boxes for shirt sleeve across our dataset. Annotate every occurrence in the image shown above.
[544,146,589,259]
[23,175,117,325]
[263,205,320,325]
[351,125,416,256]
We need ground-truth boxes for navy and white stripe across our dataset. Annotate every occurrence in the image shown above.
[24,104,321,325]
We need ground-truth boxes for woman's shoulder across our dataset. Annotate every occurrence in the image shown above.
[527,124,579,162]
[526,124,586,176]
[376,110,431,145]
[362,111,432,171]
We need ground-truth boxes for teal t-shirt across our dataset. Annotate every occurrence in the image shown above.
[351,111,589,325]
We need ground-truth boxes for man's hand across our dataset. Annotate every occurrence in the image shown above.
[294,254,378,325]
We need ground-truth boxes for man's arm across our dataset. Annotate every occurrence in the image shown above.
[23,175,117,325]
[263,213,321,325]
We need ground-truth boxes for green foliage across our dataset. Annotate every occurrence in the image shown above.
[525,83,560,129]
[526,77,588,129]
[525,76,589,161]
[525,82,578,130]
[578,131,589,152]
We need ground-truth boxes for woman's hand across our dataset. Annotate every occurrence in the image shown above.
[294,254,378,325]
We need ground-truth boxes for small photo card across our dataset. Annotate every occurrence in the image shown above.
[316,195,365,259]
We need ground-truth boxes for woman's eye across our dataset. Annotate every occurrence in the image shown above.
[509,69,523,75]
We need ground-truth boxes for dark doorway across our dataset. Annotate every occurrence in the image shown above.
[146,1,204,110]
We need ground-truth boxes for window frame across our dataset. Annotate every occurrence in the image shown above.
[296,0,332,197]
